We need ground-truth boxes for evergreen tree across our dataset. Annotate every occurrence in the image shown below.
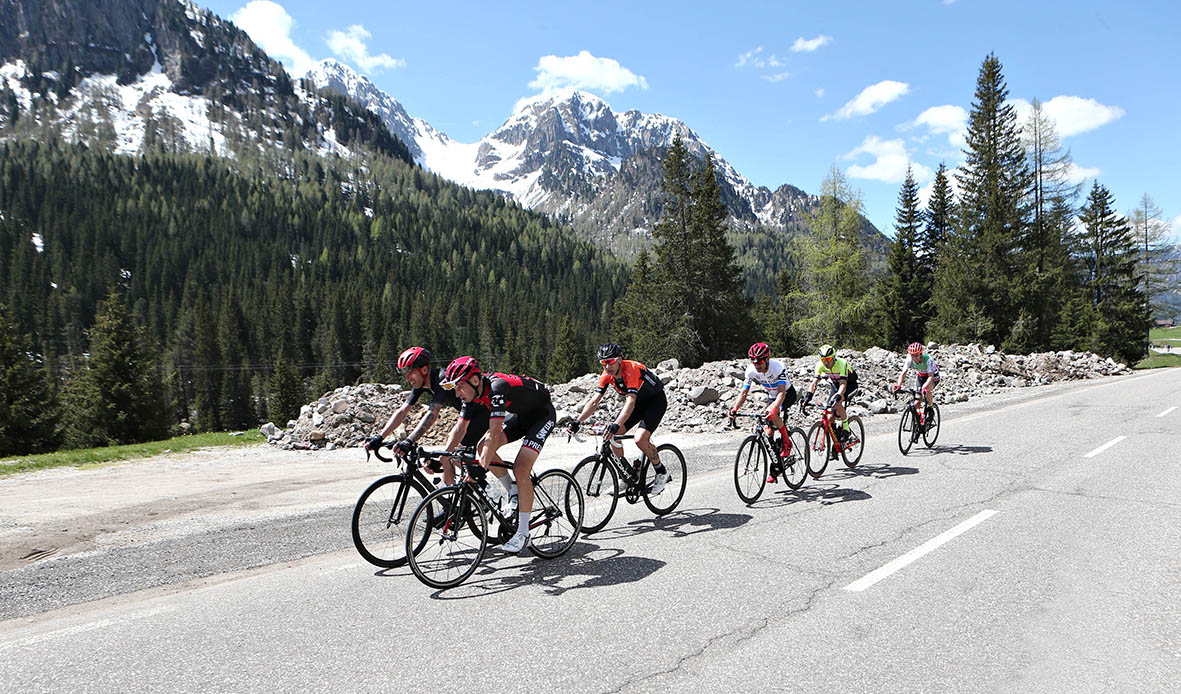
[1077,182,1147,364]
[268,354,305,425]
[1128,194,1179,321]
[881,166,924,349]
[0,305,62,456]
[931,53,1031,346]
[63,292,168,447]
[548,315,587,383]
[217,300,253,429]
[920,163,955,316]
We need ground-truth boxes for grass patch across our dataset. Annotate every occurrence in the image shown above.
[1150,325,1181,341]
[1135,353,1181,370]
[0,430,265,477]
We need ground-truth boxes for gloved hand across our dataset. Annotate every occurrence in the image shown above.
[728,407,739,418]
[567,420,580,434]
[363,436,384,451]
[606,422,620,435]
[801,391,813,407]
[394,439,414,455]
[765,405,779,418]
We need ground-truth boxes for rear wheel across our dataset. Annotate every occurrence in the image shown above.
[351,474,431,568]
[841,416,866,468]
[733,435,768,503]
[806,421,830,478]
[571,455,618,534]
[923,403,941,447]
[528,469,583,558]
[405,486,487,589]
[897,407,916,455]
[781,428,809,490]
[642,444,687,516]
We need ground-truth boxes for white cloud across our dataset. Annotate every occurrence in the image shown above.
[326,25,404,73]
[843,136,932,184]
[231,1,315,76]
[528,51,648,95]
[822,80,910,121]
[906,104,968,150]
[1065,162,1101,184]
[1010,96,1125,137]
[761,72,791,83]
[815,88,825,98]
[735,46,784,69]
[791,35,832,53]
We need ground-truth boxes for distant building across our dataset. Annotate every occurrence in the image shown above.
[1156,319,1175,328]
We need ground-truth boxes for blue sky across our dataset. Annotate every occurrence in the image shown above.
[201,0,1180,239]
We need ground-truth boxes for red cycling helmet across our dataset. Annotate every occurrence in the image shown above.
[907,342,925,356]
[397,346,431,373]
[441,356,481,388]
[748,342,771,361]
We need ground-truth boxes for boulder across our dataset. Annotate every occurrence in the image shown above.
[869,399,892,415]
[331,399,350,414]
[656,358,680,372]
[688,386,719,405]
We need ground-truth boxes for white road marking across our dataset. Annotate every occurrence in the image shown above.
[0,606,175,651]
[1083,436,1126,458]
[1157,406,1177,418]
[844,510,998,592]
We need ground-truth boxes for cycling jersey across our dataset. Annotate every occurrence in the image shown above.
[743,359,792,391]
[408,367,464,411]
[597,360,664,402]
[463,373,552,420]
[815,357,852,382]
[900,354,940,378]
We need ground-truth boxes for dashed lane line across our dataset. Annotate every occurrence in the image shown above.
[1083,436,1126,459]
[843,510,998,592]
[1157,406,1177,418]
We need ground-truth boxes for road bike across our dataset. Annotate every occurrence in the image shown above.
[404,458,584,589]
[351,441,453,568]
[893,388,941,454]
[568,424,688,534]
[728,411,808,502]
[800,391,865,477]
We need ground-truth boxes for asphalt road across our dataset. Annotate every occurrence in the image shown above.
[2,370,1179,693]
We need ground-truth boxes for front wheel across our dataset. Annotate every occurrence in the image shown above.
[898,407,916,456]
[528,469,583,559]
[806,421,830,478]
[780,428,809,490]
[841,416,866,468]
[733,435,768,503]
[571,455,619,534]
[642,443,687,516]
[923,403,941,447]
[405,486,487,589]
[351,474,431,568]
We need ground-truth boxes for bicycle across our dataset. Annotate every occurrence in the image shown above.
[728,412,809,502]
[404,458,584,589]
[893,388,941,454]
[568,424,688,534]
[351,440,452,568]
[800,390,865,477]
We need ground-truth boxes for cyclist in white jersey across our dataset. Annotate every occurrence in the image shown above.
[729,343,798,480]
[892,342,940,407]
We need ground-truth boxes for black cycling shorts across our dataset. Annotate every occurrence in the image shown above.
[766,385,798,415]
[914,373,941,391]
[829,371,858,403]
[623,391,667,433]
[501,405,557,453]
[460,406,490,448]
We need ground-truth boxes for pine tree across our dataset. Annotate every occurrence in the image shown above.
[268,354,305,425]
[687,153,749,360]
[1077,183,1147,364]
[63,292,168,447]
[0,305,62,456]
[920,163,955,317]
[881,166,924,349]
[548,315,587,383]
[931,53,1031,346]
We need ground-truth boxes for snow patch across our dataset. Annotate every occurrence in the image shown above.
[31,232,44,252]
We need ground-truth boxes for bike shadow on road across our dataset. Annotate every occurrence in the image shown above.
[823,462,920,480]
[753,483,872,508]
[421,540,668,599]
[903,444,993,457]
[586,506,753,543]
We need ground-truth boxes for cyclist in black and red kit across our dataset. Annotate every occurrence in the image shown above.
[441,356,557,553]
[569,343,670,495]
[364,346,490,486]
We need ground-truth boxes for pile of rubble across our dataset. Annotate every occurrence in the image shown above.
[263,343,1130,448]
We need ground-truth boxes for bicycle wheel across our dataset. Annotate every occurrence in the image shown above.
[642,444,687,516]
[351,474,431,568]
[571,455,619,534]
[841,416,866,468]
[898,407,915,456]
[733,435,768,503]
[781,428,809,490]
[528,469,584,559]
[923,403,941,447]
[806,421,830,478]
[405,486,487,589]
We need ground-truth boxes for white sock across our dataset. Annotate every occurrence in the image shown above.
[518,510,531,536]
[499,475,514,494]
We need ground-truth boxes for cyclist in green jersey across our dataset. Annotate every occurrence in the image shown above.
[799,344,859,441]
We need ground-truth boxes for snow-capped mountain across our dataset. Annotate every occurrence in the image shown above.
[304,60,839,244]
[0,0,409,164]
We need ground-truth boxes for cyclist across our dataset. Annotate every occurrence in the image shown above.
[800,344,859,442]
[728,342,798,482]
[364,346,489,486]
[441,356,556,553]
[892,342,940,413]
[568,343,670,495]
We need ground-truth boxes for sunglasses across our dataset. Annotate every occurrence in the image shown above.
[753,358,768,365]
[600,357,620,366]
[440,379,462,391]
